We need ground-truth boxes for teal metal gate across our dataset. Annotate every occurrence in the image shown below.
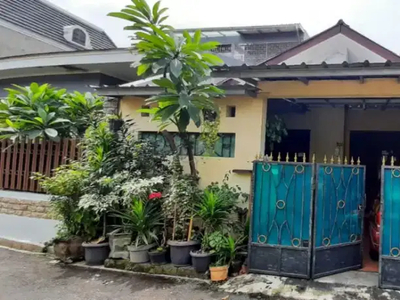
[249,160,314,278]
[380,165,400,289]
[313,163,365,278]
[249,156,365,279]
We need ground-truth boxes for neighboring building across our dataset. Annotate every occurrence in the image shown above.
[0,0,116,58]
[175,24,309,65]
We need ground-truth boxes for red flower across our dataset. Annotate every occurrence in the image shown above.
[149,192,162,200]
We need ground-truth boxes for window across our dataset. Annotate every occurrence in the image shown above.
[141,105,150,117]
[72,28,87,46]
[226,106,236,117]
[211,44,232,53]
[140,132,235,158]
[63,25,92,49]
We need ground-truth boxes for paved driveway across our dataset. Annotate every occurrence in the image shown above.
[0,248,251,300]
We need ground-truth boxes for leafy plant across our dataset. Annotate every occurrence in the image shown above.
[111,198,163,247]
[109,0,225,177]
[266,115,288,151]
[33,163,99,241]
[200,115,220,156]
[0,83,104,141]
[208,231,245,267]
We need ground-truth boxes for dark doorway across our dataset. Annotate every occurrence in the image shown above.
[268,129,311,159]
[350,131,400,212]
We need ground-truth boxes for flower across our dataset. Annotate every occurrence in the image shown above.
[149,192,162,200]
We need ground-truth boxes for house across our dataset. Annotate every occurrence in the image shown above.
[95,19,400,288]
[0,0,116,58]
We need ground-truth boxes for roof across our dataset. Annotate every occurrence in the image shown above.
[0,0,116,50]
[175,24,308,39]
[212,60,400,80]
[0,49,141,81]
[265,20,400,65]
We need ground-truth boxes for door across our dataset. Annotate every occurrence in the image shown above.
[380,165,400,289]
[312,163,366,278]
[249,161,314,279]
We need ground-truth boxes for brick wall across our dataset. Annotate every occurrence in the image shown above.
[0,197,53,219]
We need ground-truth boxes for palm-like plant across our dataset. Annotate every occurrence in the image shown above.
[111,198,163,247]
[109,0,224,177]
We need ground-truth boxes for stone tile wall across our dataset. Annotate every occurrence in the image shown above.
[0,198,53,219]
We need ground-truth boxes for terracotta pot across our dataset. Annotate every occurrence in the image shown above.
[209,265,229,282]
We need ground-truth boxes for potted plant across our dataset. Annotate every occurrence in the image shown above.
[208,232,244,282]
[190,190,235,273]
[112,197,163,263]
[148,246,168,264]
[165,163,200,265]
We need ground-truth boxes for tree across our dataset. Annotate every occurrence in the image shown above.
[0,83,104,141]
[109,0,224,177]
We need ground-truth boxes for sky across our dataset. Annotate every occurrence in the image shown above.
[48,0,400,53]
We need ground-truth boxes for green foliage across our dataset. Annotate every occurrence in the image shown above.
[0,83,104,142]
[111,198,163,247]
[109,0,225,175]
[200,116,220,156]
[266,115,288,151]
[33,163,99,241]
[208,231,245,267]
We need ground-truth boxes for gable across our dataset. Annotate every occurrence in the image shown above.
[266,20,400,65]
[283,33,386,64]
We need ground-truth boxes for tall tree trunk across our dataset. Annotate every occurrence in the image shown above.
[181,132,197,178]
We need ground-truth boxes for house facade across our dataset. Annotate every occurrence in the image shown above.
[0,0,116,58]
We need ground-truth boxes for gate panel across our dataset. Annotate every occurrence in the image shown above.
[380,166,400,290]
[249,161,314,278]
[312,164,365,278]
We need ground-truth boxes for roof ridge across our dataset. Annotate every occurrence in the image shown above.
[38,0,105,33]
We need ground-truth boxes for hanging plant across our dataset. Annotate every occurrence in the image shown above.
[266,115,288,151]
[200,111,220,156]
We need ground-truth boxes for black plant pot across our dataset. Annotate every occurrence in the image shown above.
[148,250,167,265]
[229,260,243,275]
[190,251,212,273]
[82,242,110,265]
[167,240,200,266]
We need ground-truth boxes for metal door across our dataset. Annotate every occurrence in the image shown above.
[249,161,314,278]
[380,165,400,289]
[312,163,365,278]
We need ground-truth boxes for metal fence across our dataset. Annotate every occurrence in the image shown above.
[0,139,80,193]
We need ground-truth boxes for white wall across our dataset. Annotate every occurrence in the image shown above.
[0,25,66,58]
[283,34,386,65]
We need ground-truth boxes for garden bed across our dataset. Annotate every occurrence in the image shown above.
[104,258,209,280]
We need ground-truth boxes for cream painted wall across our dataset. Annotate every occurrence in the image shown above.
[120,96,267,193]
[281,106,345,162]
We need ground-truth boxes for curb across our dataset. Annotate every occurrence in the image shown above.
[0,244,46,255]
[67,262,212,285]
[0,237,44,253]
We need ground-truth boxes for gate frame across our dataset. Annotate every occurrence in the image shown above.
[248,160,316,279]
[379,165,400,290]
[248,160,366,280]
[311,163,366,279]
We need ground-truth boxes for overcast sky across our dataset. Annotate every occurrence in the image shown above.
[49,0,400,53]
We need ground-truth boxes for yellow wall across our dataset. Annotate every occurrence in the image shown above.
[260,78,400,98]
[119,96,267,193]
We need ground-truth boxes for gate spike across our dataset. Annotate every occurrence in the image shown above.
[269,152,273,161]
[303,153,306,163]
[323,155,327,164]
[382,156,386,166]
[312,153,316,163]
[277,152,281,162]
[286,152,289,162]
[294,153,298,162]
[344,156,348,165]
[351,157,354,165]
[357,157,361,165]
[391,156,395,167]
[330,155,334,164]
[338,156,341,164]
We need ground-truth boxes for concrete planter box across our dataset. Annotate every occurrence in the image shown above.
[108,233,131,259]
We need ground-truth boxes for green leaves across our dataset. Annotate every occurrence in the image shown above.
[0,83,104,142]
[170,59,182,78]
